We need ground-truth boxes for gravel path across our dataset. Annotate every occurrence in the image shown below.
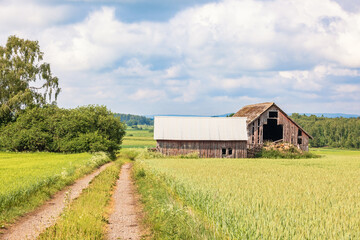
[1,162,112,240]
[107,163,144,240]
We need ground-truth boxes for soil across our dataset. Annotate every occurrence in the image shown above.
[107,162,146,240]
[1,162,112,240]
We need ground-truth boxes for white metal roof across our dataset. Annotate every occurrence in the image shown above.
[154,116,248,141]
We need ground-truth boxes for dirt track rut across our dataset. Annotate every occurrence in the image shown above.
[107,162,143,240]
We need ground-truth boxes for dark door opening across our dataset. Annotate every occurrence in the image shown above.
[263,119,283,142]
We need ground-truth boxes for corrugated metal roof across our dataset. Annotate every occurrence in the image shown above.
[154,116,248,141]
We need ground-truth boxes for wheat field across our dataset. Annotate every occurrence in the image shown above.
[136,149,360,239]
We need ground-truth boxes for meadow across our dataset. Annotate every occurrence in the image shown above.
[0,152,110,226]
[122,125,156,148]
[135,149,360,239]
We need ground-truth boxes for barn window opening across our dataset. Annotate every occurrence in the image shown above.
[269,111,278,118]
[263,119,283,142]
[298,129,302,136]
[222,148,226,155]
[257,118,260,126]
[298,137,302,145]
[228,148,233,155]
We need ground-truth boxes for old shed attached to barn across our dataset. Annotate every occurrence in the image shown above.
[154,116,248,158]
[233,102,313,151]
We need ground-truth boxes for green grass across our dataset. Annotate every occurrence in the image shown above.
[38,159,125,240]
[135,149,360,239]
[0,152,111,227]
[122,126,156,148]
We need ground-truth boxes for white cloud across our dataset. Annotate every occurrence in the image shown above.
[1,0,360,114]
[0,1,70,37]
[129,89,166,101]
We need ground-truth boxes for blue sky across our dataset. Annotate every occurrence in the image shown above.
[1,0,360,115]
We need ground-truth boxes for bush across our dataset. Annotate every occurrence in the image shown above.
[179,152,200,159]
[255,148,320,159]
[0,105,126,154]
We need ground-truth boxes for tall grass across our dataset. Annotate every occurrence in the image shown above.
[38,159,124,240]
[135,149,360,239]
[0,152,111,226]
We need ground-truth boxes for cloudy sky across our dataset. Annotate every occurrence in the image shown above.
[1,0,360,115]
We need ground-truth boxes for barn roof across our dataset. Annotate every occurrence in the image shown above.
[233,102,274,124]
[154,116,248,141]
[233,102,313,139]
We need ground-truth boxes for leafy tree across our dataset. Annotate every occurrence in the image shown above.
[0,36,60,125]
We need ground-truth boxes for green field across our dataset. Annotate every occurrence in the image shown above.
[122,125,156,148]
[135,149,360,239]
[0,152,110,226]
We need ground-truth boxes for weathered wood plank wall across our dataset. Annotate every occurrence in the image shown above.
[157,140,247,158]
[248,105,310,151]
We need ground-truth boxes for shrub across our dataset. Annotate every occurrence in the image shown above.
[0,105,126,154]
[179,152,200,159]
[255,148,320,159]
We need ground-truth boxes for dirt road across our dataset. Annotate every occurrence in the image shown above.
[1,162,112,240]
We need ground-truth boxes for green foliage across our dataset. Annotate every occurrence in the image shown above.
[256,148,320,159]
[38,159,124,240]
[255,142,320,159]
[115,113,153,126]
[0,152,110,226]
[291,113,360,148]
[0,36,60,125]
[0,105,126,153]
[179,151,200,159]
[136,149,360,239]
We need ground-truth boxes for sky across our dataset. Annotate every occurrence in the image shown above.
[1,0,360,115]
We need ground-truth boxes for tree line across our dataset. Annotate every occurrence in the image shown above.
[291,113,360,149]
[116,113,153,126]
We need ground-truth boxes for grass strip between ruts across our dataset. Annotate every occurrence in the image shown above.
[37,159,125,240]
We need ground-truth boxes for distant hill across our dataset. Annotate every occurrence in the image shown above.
[294,113,360,118]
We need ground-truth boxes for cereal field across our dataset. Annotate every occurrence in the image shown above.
[135,149,360,239]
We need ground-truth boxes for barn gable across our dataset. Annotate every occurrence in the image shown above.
[233,102,312,151]
[233,102,312,139]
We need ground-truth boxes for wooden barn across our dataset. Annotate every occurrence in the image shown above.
[154,116,248,158]
[233,102,313,151]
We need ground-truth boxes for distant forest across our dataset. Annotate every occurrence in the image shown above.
[291,114,360,149]
[116,114,153,126]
